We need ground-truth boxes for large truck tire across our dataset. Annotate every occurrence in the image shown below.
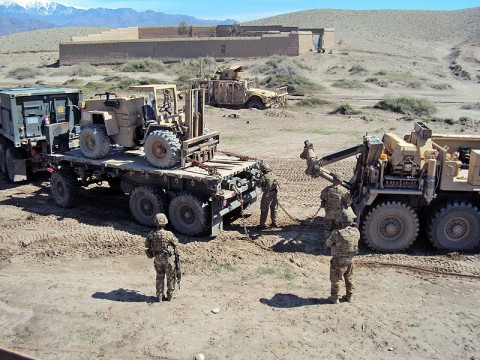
[144,130,181,169]
[129,186,168,227]
[169,192,209,236]
[79,124,110,159]
[362,201,419,252]
[246,99,265,110]
[5,147,26,182]
[428,202,480,251]
[50,169,80,208]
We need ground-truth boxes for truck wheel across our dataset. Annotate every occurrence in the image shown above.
[79,124,110,159]
[428,202,480,250]
[362,201,419,252]
[169,193,209,236]
[129,186,168,227]
[144,130,181,168]
[50,169,80,208]
[246,100,265,110]
[0,144,9,174]
[6,147,26,183]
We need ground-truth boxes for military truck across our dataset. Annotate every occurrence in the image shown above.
[78,85,219,168]
[193,66,287,110]
[48,147,262,236]
[0,86,82,182]
[301,122,480,252]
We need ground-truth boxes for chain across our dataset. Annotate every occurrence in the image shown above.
[218,151,258,161]
[232,186,252,241]
[186,158,221,177]
[277,200,303,224]
[291,204,323,241]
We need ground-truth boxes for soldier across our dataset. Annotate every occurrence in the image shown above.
[325,211,360,304]
[320,173,352,238]
[257,163,280,229]
[145,213,181,302]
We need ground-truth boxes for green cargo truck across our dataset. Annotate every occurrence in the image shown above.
[0,86,82,182]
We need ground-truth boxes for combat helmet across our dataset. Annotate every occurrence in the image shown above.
[154,213,168,227]
[261,163,271,173]
[340,211,356,226]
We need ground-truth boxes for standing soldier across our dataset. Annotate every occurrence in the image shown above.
[325,211,360,304]
[145,213,181,302]
[257,163,280,229]
[320,173,352,238]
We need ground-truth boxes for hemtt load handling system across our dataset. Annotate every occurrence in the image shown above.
[301,122,480,252]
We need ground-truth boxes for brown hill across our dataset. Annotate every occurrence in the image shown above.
[245,8,480,54]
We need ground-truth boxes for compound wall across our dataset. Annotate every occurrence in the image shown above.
[59,31,315,65]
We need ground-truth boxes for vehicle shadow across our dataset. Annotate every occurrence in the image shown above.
[259,293,331,308]
[92,288,158,303]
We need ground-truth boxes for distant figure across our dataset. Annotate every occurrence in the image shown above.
[325,212,360,304]
[257,163,280,229]
[145,213,181,302]
[329,49,333,54]
[320,173,352,238]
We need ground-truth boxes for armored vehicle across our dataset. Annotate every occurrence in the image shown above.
[193,66,287,110]
[301,122,480,252]
[79,85,219,168]
[0,86,82,182]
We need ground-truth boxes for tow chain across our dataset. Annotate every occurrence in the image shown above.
[291,204,323,241]
[219,151,258,161]
[277,200,303,224]
[232,185,252,241]
[186,158,221,177]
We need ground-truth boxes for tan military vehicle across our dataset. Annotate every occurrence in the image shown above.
[193,65,287,110]
[301,122,480,252]
[79,85,219,168]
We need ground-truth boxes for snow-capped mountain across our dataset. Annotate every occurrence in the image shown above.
[0,0,234,34]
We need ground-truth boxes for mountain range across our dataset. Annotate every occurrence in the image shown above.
[0,0,235,35]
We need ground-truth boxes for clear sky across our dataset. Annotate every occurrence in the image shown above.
[56,0,480,21]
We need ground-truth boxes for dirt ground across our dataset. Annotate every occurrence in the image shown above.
[1,21,480,359]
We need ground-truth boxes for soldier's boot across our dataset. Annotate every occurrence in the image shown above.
[329,296,339,304]
[342,295,353,303]
[259,223,267,229]
[165,292,174,301]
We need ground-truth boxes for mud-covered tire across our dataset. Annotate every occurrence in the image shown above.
[79,124,110,159]
[50,169,80,208]
[362,201,419,252]
[6,147,25,183]
[129,186,168,227]
[428,202,480,251]
[169,193,209,236]
[0,143,9,174]
[144,130,181,168]
[246,99,265,110]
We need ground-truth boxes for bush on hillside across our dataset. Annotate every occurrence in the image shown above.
[374,96,437,117]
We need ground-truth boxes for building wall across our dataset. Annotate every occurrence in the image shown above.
[138,25,214,39]
[59,32,315,65]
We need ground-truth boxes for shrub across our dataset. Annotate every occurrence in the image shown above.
[7,67,41,80]
[460,102,480,110]
[374,97,437,117]
[63,78,83,86]
[293,98,331,107]
[260,74,324,96]
[332,79,366,89]
[330,104,361,115]
[349,65,367,75]
[66,63,98,76]
[365,77,389,87]
[121,58,164,72]
[428,83,453,90]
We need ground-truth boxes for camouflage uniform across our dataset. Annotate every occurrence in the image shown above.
[259,170,279,228]
[145,228,179,301]
[320,179,352,236]
[326,224,360,302]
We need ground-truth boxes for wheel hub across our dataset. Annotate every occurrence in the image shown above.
[86,135,97,151]
[152,141,166,159]
[379,217,402,239]
[140,198,154,215]
[445,218,468,241]
[181,206,196,225]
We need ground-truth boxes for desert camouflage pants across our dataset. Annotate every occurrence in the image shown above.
[154,254,176,300]
[330,258,355,299]
[324,215,343,239]
[260,191,278,227]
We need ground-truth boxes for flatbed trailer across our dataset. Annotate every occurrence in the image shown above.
[48,148,262,236]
